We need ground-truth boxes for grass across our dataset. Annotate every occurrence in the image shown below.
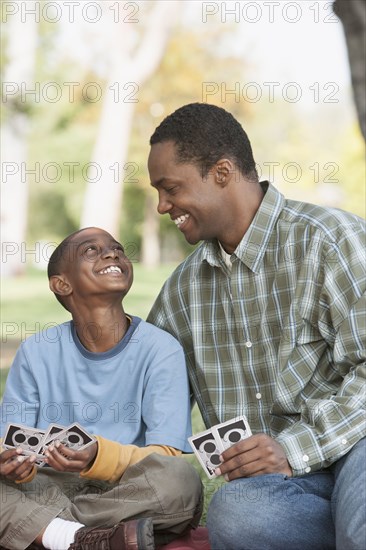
[0,265,224,523]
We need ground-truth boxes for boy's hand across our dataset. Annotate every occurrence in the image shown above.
[0,448,36,481]
[44,441,98,472]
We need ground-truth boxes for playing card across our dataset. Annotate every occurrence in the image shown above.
[3,423,46,454]
[212,416,252,453]
[45,423,96,452]
[188,428,223,479]
[188,416,252,478]
[37,424,65,455]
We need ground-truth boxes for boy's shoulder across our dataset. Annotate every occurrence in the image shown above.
[20,320,72,351]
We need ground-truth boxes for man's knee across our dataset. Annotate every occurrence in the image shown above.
[207,475,335,550]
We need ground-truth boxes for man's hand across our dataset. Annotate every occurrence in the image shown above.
[215,433,292,481]
[0,448,36,482]
[45,440,98,473]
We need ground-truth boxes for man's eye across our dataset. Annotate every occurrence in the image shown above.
[166,187,177,194]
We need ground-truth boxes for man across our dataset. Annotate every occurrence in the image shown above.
[0,227,202,550]
[147,103,366,549]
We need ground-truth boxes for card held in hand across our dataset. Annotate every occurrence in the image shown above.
[188,428,222,479]
[3,423,46,463]
[213,416,252,453]
[3,422,97,465]
[188,415,252,478]
[47,423,96,451]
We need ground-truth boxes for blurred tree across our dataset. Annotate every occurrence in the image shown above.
[80,0,180,236]
[1,2,38,276]
[133,27,255,266]
[333,0,366,140]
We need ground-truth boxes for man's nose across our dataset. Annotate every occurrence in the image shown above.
[157,193,172,215]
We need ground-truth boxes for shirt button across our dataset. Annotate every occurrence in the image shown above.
[305,466,311,473]
[342,439,347,445]
[302,454,309,462]
[245,341,252,348]
[255,393,262,400]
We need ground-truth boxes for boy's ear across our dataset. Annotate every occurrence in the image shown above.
[214,159,234,187]
[49,275,72,298]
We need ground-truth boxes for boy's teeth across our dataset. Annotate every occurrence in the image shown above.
[100,266,121,274]
[174,214,190,226]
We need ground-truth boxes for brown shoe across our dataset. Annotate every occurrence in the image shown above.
[69,517,154,550]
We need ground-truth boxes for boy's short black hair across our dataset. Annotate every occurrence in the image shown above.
[47,229,85,310]
[150,102,258,182]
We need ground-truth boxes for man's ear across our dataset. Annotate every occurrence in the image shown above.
[214,159,235,187]
[49,275,72,298]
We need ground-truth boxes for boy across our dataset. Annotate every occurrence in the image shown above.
[0,227,202,550]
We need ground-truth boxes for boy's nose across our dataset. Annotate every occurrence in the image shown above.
[101,247,119,259]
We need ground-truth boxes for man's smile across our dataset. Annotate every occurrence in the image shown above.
[173,213,190,228]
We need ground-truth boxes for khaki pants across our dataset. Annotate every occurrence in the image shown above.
[0,454,203,550]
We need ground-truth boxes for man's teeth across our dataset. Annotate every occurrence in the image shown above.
[174,214,190,226]
[99,266,122,274]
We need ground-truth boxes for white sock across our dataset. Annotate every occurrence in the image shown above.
[42,518,85,550]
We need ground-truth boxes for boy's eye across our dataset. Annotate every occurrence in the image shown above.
[83,245,98,259]
[112,245,125,254]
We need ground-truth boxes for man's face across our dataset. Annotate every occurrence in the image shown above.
[63,227,133,301]
[148,141,227,245]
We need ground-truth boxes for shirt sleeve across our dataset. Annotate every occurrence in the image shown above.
[80,435,182,483]
[1,345,39,483]
[0,344,40,436]
[276,231,366,476]
[141,329,193,452]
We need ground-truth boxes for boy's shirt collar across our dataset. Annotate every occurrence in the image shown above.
[71,315,141,360]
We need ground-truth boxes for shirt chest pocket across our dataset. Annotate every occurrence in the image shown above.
[280,319,324,351]
[296,322,324,345]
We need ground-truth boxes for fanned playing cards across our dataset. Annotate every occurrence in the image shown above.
[3,422,96,467]
[188,415,252,478]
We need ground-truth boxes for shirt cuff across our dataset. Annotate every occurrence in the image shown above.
[15,465,37,484]
[276,430,324,476]
[80,435,120,481]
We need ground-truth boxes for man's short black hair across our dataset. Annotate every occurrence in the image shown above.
[150,103,258,182]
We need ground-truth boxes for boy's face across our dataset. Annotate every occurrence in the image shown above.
[61,227,133,303]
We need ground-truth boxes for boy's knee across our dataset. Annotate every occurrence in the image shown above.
[158,456,203,510]
[139,454,203,513]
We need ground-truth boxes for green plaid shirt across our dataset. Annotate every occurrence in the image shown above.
[147,182,366,476]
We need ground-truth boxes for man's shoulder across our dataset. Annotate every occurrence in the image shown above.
[161,246,205,287]
[281,198,366,240]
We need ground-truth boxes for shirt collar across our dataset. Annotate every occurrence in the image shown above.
[198,182,285,274]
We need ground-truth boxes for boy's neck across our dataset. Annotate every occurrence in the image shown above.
[71,305,131,353]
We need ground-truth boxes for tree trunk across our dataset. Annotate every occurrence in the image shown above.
[141,193,160,267]
[1,7,38,276]
[333,0,366,140]
[80,1,180,236]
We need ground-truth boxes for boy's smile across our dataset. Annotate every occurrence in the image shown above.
[97,265,122,275]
